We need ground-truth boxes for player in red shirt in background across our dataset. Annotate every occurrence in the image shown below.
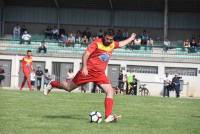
[19,50,33,91]
[44,31,136,123]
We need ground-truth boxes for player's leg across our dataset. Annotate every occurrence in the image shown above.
[27,77,32,91]
[100,84,121,123]
[20,76,27,91]
[43,80,78,95]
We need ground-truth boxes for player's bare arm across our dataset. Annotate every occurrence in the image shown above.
[119,33,136,48]
[81,50,91,76]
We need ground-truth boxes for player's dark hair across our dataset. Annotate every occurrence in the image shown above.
[27,50,32,53]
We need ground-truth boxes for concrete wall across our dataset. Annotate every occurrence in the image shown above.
[0,54,200,97]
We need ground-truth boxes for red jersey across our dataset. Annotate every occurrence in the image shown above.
[21,56,32,71]
[86,39,119,72]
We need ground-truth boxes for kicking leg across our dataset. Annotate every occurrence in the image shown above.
[44,80,78,95]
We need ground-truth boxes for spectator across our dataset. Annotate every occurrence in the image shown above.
[52,26,59,39]
[20,25,27,36]
[183,39,190,52]
[114,29,123,41]
[97,29,104,38]
[118,70,124,93]
[30,69,36,90]
[140,30,150,45]
[163,73,171,97]
[44,69,52,88]
[66,33,75,46]
[13,24,21,39]
[122,29,129,40]
[130,75,138,95]
[190,38,197,53]
[147,38,154,50]
[81,35,89,47]
[0,65,5,86]
[172,74,182,98]
[45,26,52,39]
[91,83,103,93]
[36,66,43,91]
[20,31,31,44]
[127,73,133,95]
[133,36,141,50]
[163,39,171,52]
[75,31,82,44]
[38,40,47,53]
[58,33,68,47]
[197,39,200,51]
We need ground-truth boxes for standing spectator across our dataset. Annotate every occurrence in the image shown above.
[130,75,138,95]
[75,31,82,44]
[122,29,129,40]
[20,31,31,44]
[36,66,43,91]
[172,74,182,98]
[30,69,36,90]
[0,65,5,86]
[127,73,133,95]
[44,69,52,88]
[163,73,171,97]
[19,50,33,91]
[118,70,124,93]
[13,24,21,39]
[123,74,128,94]
[44,26,52,39]
[38,40,47,53]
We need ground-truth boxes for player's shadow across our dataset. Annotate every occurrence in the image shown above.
[43,115,86,120]
[191,115,200,118]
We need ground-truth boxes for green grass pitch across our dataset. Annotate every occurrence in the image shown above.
[0,89,200,134]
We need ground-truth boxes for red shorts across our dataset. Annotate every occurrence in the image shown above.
[23,69,31,79]
[72,70,110,86]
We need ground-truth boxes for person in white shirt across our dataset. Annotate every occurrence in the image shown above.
[13,24,21,39]
[52,26,59,39]
[163,73,172,97]
[20,31,31,44]
[30,69,36,90]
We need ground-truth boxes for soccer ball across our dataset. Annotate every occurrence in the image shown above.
[89,111,102,123]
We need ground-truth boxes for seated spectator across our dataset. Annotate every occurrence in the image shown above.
[114,29,123,41]
[45,26,52,39]
[133,37,141,50]
[140,30,150,45]
[147,38,153,50]
[197,39,200,51]
[13,24,21,39]
[66,33,75,46]
[58,33,68,46]
[97,29,104,38]
[38,40,47,53]
[81,35,89,47]
[163,39,171,52]
[190,38,197,53]
[20,25,27,36]
[20,31,31,44]
[183,39,190,52]
[75,31,82,44]
[52,26,59,39]
[122,29,129,40]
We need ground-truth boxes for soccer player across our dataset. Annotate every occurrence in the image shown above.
[44,31,136,123]
[19,50,33,91]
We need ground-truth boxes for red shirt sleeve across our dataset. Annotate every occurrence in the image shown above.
[86,41,97,54]
[114,41,120,49]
